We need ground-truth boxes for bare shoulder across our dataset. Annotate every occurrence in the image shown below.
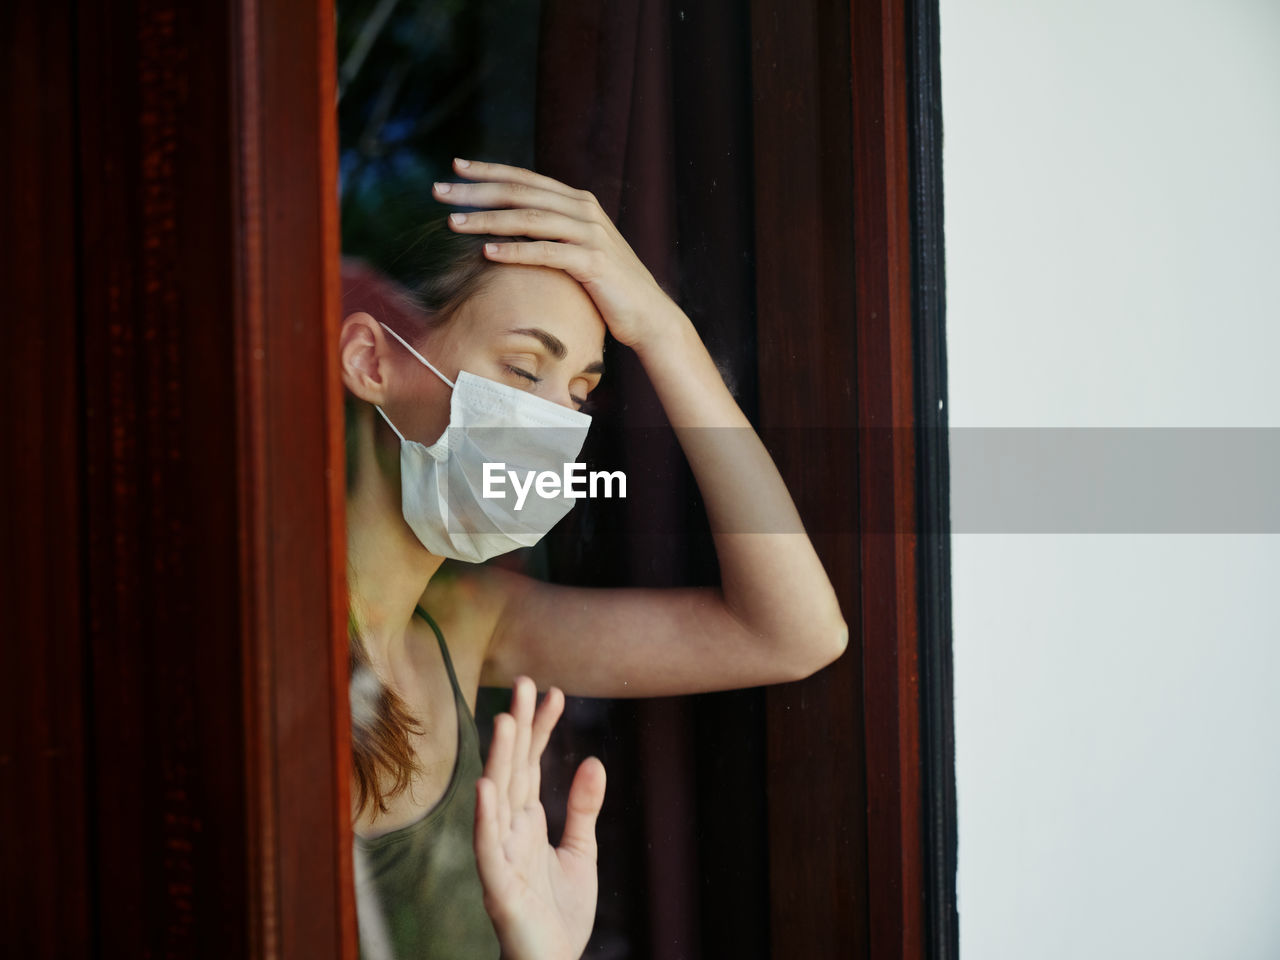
[417,561,532,688]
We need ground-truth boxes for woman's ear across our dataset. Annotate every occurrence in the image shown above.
[340,312,390,402]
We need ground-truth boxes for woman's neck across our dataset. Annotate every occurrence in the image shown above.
[345,414,445,673]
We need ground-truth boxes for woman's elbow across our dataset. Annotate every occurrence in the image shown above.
[817,618,849,670]
[785,618,849,682]
[829,619,850,663]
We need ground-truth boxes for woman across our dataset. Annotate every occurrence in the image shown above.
[344,158,848,958]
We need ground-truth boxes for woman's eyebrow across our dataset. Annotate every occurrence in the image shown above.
[504,327,605,375]
[504,327,566,359]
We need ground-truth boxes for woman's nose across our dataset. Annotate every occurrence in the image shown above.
[547,384,578,410]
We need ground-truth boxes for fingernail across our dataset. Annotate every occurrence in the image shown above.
[435,181,451,194]
[450,213,468,225]
[484,243,499,254]
[454,158,471,169]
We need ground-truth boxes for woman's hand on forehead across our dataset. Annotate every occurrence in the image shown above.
[433,159,683,354]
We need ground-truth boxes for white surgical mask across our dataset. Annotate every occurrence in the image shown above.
[374,321,592,563]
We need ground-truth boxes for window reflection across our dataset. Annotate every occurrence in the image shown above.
[337,3,773,957]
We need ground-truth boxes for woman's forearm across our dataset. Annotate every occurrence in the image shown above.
[632,305,848,672]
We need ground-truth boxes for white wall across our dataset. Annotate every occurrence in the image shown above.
[940,1,1280,957]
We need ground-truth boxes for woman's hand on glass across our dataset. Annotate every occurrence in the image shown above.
[434,158,680,352]
[474,676,606,960]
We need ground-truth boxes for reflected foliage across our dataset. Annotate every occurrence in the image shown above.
[337,0,538,281]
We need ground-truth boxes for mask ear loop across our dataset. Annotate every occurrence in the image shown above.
[374,321,455,445]
[378,320,456,388]
[373,404,406,442]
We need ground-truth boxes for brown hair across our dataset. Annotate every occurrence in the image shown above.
[346,220,511,820]
[348,610,426,819]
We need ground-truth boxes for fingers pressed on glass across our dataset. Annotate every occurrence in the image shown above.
[529,686,563,762]
[487,712,516,829]
[526,686,564,802]
[560,756,607,861]
[473,776,506,882]
[508,677,535,810]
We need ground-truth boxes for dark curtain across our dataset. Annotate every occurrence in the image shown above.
[535,3,768,957]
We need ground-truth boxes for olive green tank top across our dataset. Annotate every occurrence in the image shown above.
[354,606,501,960]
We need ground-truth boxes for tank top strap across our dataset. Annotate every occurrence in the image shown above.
[413,605,465,702]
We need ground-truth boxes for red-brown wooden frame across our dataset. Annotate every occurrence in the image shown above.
[4,0,354,955]
[753,0,924,956]
[233,0,354,955]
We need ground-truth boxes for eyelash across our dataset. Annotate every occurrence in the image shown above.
[505,364,541,384]
[506,364,588,410]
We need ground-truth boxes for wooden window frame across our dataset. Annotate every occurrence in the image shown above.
[750,0,954,957]
[3,0,953,955]
[6,0,354,955]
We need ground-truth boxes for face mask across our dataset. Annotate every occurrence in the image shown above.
[374,321,592,563]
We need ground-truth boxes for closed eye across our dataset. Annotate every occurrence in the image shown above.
[507,363,592,411]
[505,364,541,384]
